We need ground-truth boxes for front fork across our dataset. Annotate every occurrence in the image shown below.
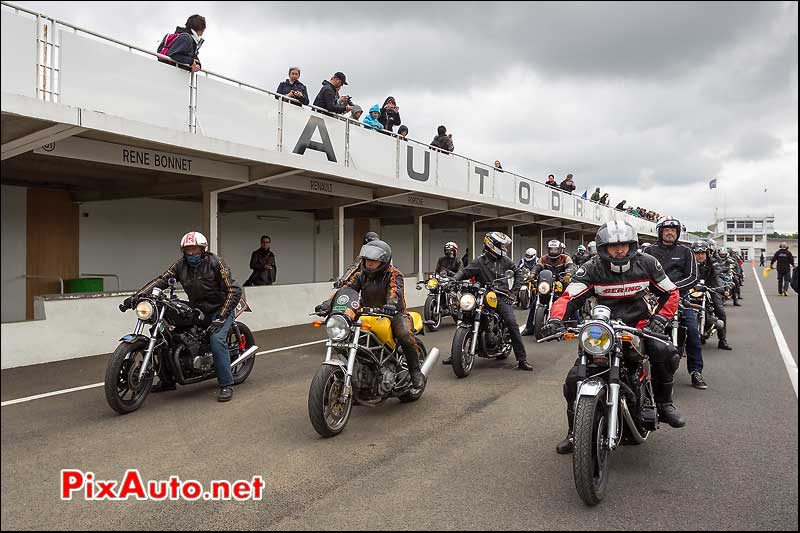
[137,306,166,381]
[323,326,361,402]
[470,309,482,356]
[606,353,621,450]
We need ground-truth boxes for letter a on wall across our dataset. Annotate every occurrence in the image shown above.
[293,116,337,162]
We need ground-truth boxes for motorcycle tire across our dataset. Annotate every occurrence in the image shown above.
[534,305,548,340]
[104,339,155,415]
[573,393,610,506]
[451,327,475,378]
[308,365,352,438]
[230,322,256,385]
[423,295,442,332]
[518,290,531,310]
[399,342,428,402]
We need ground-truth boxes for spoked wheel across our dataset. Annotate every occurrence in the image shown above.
[399,342,428,402]
[229,322,256,385]
[308,365,353,438]
[104,340,155,415]
[573,393,610,506]
[451,327,475,378]
[423,295,442,332]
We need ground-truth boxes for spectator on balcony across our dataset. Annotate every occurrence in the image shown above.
[276,67,309,106]
[244,235,277,286]
[615,199,627,210]
[545,174,558,188]
[378,97,402,133]
[599,193,610,205]
[559,174,576,193]
[431,125,454,152]
[363,105,384,131]
[495,160,504,171]
[590,187,601,202]
[312,72,353,115]
[397,125,409,139]
[157,14,206,72]
[349,104,364,123]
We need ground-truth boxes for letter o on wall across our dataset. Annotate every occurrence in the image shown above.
[519,181,531,204]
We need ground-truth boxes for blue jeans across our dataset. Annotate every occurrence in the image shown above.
[681,308,703,374]
[210,312,235,387]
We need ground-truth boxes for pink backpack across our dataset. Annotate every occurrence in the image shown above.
[158,32,181,56]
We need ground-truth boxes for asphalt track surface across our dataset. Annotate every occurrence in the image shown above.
[1,267,797,530]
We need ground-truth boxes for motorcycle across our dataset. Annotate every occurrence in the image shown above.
[532,269,572,339]
[687,282,726,345]
[307,287,440,437]
[449,270,515,378]
[539,305,674,506]
[105,278,257,414]
[515,268,535,310]
[416,273,460,332]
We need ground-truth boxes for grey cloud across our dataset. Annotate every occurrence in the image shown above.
[732,132,783,161]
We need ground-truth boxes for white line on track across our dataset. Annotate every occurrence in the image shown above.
[752,265,798,398]
[0,338,327,408]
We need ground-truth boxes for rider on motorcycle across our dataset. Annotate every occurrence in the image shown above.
[521,240,576,335]
[572,244,591,266]
[644,218,705,389]
[543,221,685,455]
[334,231,380,288]
[692,240,733,352]
[435,241,464,277]
[587,241,597,258]
[716,247,741,306]
[317,239,426,389]
[450,232,533,371]
[123,231,242,402]
[517,247,538,271]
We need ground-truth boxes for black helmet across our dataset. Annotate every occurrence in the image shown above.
[656,217,682,241]
[362,231,380,245]
[483,231,511,258]
[596,220,639,274]
[691,240,709,254]
[359,239,392,273]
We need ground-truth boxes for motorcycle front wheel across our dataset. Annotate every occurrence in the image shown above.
[423,294,442,332]
[229,322,256,385]
[308,365,353,438]
[533,305,549,340]
[518,290,530,310]
[451,327,475,378]
[104,340,155,415]
[573,393,610,506]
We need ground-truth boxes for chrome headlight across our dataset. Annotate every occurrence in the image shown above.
[427,278,439,290]
[580,321,614,356]
[459,293,477,311]
[135,301,155,321]
[325,315,350,342]
[538,281,551,294]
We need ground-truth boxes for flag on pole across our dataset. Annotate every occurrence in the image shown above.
[581,190,588,199]
[709,178,717,189]
[764,187,768,193]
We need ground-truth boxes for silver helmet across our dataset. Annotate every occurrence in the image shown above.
[596,220,639,273]
[524,247,537,260]
[359,239,392,273]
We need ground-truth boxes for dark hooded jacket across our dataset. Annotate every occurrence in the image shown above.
[313,80,348,114]
[158,27,202,69]
[378,97,402,132]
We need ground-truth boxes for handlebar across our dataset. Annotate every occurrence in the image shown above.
[537,322,673,345]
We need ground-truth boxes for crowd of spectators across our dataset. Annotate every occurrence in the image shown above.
[157,15,667,224]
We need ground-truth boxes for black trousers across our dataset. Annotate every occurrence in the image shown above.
[391,313,422,371]
[709,291,727,341]
[563,337,680,405]
[496,301,527,361]
[777,268,791,293]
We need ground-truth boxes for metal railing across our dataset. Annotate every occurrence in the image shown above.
[1,0,682,236]
[22,274,64,294]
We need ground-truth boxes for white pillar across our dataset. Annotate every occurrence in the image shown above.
[334,206,345,278]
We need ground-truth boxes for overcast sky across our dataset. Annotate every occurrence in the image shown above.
[17,1,799,232]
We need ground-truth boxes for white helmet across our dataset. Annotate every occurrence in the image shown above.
[587,241,597,255]
[547,239,563,258]
[524,247,537,260]
[180,231,208,251]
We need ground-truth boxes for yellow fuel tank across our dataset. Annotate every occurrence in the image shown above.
[360,315,396,349]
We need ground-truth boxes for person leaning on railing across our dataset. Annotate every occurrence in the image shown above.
[276,66,309,106]
[430,125,454,152]
[312,72,353,115]
[157,14,205,73]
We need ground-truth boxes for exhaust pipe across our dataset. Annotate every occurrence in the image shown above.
[621,399,649,444]
[421,347,440,377]
[230,345,259,368]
